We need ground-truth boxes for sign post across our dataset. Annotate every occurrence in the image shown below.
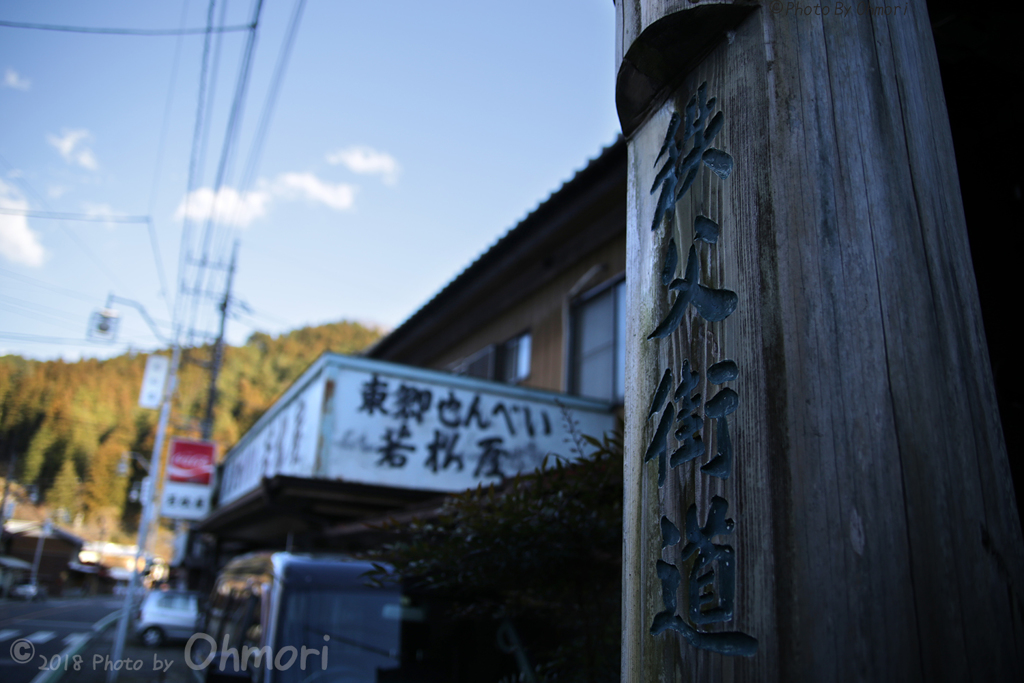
[615,1,1024,680]
[108,344,180,683]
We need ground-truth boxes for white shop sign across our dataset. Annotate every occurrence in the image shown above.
[217,354,615,507]
[138,355,169,409]
[219,377,325,506]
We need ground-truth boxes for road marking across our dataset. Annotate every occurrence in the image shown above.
[62,632,88,646]
[0,629,19,642]
[25,631,55,644]
[16,620,95,628]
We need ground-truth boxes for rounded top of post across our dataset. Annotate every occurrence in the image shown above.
[614,0,757,137]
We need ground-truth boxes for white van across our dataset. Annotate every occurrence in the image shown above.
[194,552,532,683]
[194,553,439,683]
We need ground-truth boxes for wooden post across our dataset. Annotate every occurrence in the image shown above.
[617,2,1024,681]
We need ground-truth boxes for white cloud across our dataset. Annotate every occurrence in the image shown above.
[0,180,46,266]
[4,68,30,90]
[175,171,356,227]
[48,186,67,199]
[47,129,98,170]
[174,187,272,228]
[326,146,400,185]
[273,172,356,211]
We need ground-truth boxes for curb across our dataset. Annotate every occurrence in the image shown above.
[28,610,122,683]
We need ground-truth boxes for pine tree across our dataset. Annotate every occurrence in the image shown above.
[47,454,81,520]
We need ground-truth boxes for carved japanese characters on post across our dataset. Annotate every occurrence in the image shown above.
[643,82,757,657]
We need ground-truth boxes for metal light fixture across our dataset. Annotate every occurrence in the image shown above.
[88,308,121,341]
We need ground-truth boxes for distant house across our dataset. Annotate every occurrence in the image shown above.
[76,541,157,594]
[1,519,84,596]
[0,553,32,597]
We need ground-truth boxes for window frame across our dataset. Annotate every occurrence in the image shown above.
[450,344,497,380]
[568,274,626,404]
[497,330,532,385]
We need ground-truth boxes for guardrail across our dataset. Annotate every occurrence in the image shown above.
[29,609,122,683]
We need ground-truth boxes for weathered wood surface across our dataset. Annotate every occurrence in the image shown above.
[618,2,1024,681]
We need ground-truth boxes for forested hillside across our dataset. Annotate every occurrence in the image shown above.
[0,321,381,541]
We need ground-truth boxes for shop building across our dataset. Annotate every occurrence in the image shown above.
[189,138,627,572]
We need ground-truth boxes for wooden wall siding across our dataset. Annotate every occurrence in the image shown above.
[619,2,1024,682]
[428,234,627,393]
[527,305,563,392]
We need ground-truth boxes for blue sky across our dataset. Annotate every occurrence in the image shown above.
[0,0,620,360]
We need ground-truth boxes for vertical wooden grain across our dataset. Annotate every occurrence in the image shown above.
[618,1,1024,681]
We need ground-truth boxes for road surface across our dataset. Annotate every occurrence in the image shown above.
[0,596,121,683]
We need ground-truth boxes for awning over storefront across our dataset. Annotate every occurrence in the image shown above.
[196,474,443,543]
[0,555,33,571]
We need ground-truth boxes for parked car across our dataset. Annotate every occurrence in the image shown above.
[10,582,47,601]
[135,589,200,647]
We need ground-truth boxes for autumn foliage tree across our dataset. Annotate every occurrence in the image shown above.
[0,320,381,538]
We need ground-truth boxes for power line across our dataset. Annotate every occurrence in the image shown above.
[183,0,232,331]
[0,267,101,303]
[0,19,254,36]
[230,0,308,228]
[145,221,172,317]
[184,0,265,344]
[173,0,220,344]
[0,302,81,328]
[0,295,86,329]
[0,293,83,319]
[232,306,285,327]
[0,153,127,292]
[196,0,232,203]
[0,207,149,223]
[0,331,152,346]
[144,0,194,316]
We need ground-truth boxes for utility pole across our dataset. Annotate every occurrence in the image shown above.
[108,344,181,683]
[201,239,238,440]
[170,240,236,593]
[30,519,51,586]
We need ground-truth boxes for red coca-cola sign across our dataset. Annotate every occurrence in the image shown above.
[166,438,215,485]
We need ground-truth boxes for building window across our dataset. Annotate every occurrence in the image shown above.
[499,332,531,384]
[452,345,496,380]
[452,331,531,384]
[571,278,625,403]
